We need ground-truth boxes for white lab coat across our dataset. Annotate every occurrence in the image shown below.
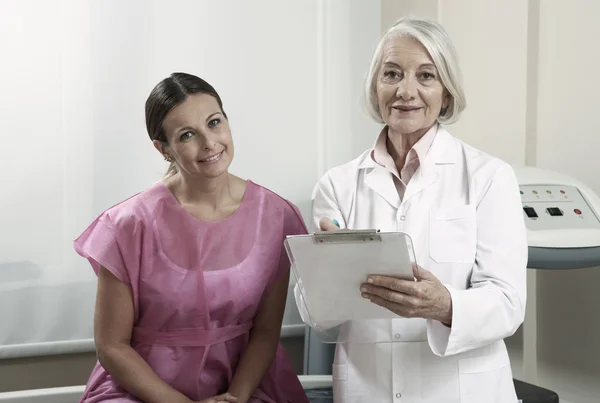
[294,126,527,403]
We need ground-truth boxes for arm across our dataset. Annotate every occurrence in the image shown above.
[94,267,193,403]
[226,269,290,403]
[427,165,528,356]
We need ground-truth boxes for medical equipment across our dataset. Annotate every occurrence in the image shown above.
[517,166,600,268]
[515,165,600,396]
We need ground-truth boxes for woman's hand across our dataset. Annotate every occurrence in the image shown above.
[197,393,238,403]
[360,265,453,325]
[319,217,340,231]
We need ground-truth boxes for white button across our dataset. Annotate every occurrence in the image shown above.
[400,215,405,221]
[396,392,402,398]
[394,333,401,340]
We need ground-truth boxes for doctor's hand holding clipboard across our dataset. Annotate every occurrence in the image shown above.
[317,218,453,326]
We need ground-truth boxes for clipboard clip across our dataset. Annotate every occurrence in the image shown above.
[312,229,382,244]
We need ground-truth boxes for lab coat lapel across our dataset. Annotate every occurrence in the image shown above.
[403,127,457,203]
[362,161,402,209]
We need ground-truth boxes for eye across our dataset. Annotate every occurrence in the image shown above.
[383,70,400,80]
[419,72,435,80]
[208,118,221,128]
[179,131,194,141]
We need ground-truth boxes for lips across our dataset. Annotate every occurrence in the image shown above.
[199,151,223,163]
[393,105,421,111]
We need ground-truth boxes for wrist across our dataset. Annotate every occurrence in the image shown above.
[440,288,453,326]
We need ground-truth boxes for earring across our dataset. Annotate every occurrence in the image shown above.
[164,155,172,162]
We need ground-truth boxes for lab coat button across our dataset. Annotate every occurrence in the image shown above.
[394,333,401,340]
[396,392,402,398]
[400,215,405,221]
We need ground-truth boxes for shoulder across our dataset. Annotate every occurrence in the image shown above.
[323,149,372,183]
[249,181,308,234]
[312,149,373,199]
[97,182,167,231]
[250,181,303,217]
[444,129,518,193]
[458,138,509,172]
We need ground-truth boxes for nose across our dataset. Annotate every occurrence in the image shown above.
[396,76,416,101]
[196,132,217,151]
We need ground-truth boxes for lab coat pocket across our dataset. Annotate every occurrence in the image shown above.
[429,205,476,264]
[458,353,513,402]
[332,363,348,403]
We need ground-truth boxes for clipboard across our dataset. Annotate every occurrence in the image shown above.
[284,229,417,337]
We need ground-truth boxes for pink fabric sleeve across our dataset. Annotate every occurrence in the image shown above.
[73,213,131,285]
[273,201,308,285]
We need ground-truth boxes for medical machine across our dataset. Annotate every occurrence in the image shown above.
[513,165,600,401]
[516,165,600,268]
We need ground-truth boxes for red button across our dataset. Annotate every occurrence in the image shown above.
[574,209,582,215]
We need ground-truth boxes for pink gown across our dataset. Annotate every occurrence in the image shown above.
[73,180,310,403]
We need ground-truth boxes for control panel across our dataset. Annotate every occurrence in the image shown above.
[520,184,600,231]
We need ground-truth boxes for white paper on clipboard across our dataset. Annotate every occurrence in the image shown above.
[284,230,417,329]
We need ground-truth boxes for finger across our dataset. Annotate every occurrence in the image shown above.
[365,275,420,296]
[222,394,238,402]
[215,394,238,402]
[367,294,417,318]
[413,265,436,281]
[360,284,420,307]
[319,217,341,231]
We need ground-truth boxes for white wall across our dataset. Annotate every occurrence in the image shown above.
[0,0,68,275]
[321,1,383,166]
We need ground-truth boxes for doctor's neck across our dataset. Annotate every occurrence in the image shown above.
[386,124,432,169]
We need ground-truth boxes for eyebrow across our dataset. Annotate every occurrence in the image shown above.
[205,112,221,122]
[173,112,222,134]
[383,61,437,70]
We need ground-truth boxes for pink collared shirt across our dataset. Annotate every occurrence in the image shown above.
[371,124,438,200]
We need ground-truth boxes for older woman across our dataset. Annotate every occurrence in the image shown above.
[297,17,527,403]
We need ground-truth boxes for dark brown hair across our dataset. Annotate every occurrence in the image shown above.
[145,73,227,176]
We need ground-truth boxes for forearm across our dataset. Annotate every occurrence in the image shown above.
[227,329,279,403]
[98,343,191,403]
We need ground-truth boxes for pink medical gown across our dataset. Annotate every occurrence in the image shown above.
[73,180,310,403]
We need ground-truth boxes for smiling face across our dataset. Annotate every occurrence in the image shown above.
[154,93,233,179]
[376,35,448,137]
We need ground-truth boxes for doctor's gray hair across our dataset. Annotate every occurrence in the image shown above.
[363,16,466,125]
